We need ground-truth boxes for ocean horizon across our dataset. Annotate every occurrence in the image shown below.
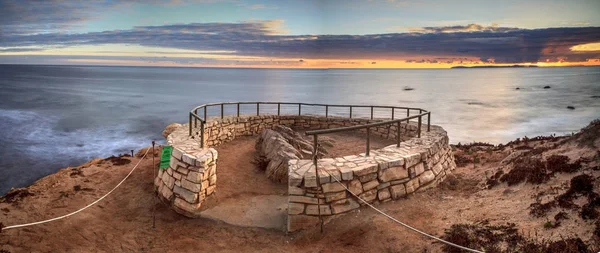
[1,64,599,194]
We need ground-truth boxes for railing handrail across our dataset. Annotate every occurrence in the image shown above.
[188,101,431,151]
[304,112,430,136]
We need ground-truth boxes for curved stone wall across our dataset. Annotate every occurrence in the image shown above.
[157,113,455,231]
[286,124,456,231]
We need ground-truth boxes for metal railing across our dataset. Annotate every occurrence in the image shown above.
[189,102,431,149]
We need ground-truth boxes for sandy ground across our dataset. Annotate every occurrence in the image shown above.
[1,131,598,252]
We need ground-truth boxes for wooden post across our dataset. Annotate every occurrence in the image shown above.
[313,134,323,233]
[427,112,431,132]
[418,115,422,138]
[397,121,401,147]
[152,141,156,228]
[366,127,371,156]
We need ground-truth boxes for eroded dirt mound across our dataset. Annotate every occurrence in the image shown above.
[254,125,333,183]
[449,119,600,251]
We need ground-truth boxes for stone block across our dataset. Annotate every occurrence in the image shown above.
[377,182,391,190]
[288,203,305,215]
[390,184,406,199]
[306,205,332,215]
[288,215,320,232]
[358,189,377,203]
[359,173,377,183]
[181,179,201,192]
[173,185,197,203]
[288,175,303,187]
[348,179,363,196]
[174,198,199,214]
[206,185,216,195]
[390,178,410,185]
[166,167,173,176]
[322,182,346,193]
[432,163,443,175]
[209,174,217,185]
[404,153,421,168]
[154,176,161,188]
[388,158,405,168]
[176,166,189,175]
[186,171,203,183]
[304,171,318,188]
[340,167,353,180]
[171,147,184,160]
[325,191,347,202]
[353,164,378,176]
[410,163,425,177]
[405,179,419,194]
[201,180,209,190]
[173,172,182,180]
[160,183,174,200]
[379,166,409,182]
[419,171,435,185]
[362,180,379,191]
[182,154,196,165]
[377,188,391,201]
[331,198,360,214]
[289,195,320,205]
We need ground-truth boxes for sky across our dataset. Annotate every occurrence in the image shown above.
[1,0,599,68]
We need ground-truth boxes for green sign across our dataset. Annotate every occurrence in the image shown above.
[159,146,173,169]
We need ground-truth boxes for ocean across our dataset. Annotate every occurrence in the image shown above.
[1,64,599,194]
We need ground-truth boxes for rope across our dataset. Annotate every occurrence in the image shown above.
[1,147,150,232]
[319,162,484,253]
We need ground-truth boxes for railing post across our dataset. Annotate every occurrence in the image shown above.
[277,103,281,116]
[204,106,207,121]
[370,106,374,120]
[407,109,409,117]
[313,134,324,233]
[257,103,260,116]
[194,109,198,128]
[397,121,401,147]
[366,127,371,156]
[189,113,192,136]
[349,106,353,119]
[237,103,240,118]
[325,105,328,118]
[200,121,205,148]
[221,104,224,119]
[298,104,301,115]
[418,115,422,138]
[427,112,431,132]
[391,108,394,120]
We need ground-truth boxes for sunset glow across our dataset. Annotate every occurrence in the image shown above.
[1,0,599,68]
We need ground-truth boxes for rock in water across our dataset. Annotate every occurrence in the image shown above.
[162,123,183,138]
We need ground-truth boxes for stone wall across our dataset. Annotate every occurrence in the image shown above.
[162,113,454,231]
[286,125,456,232]
[191,114,420,147]
[154,137,218,217]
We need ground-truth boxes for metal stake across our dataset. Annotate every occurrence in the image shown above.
[313,134,323,233]
[152,141,156,228]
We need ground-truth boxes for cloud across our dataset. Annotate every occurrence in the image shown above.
[0,0,234,35]
[409,23,521,33]
[1,21,599,64]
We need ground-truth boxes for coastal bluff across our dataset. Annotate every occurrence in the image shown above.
[155,113,456,231]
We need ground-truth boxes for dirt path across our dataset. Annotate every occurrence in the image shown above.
[1,131,597,252]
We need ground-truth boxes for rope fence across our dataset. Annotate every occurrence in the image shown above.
[314,144,484,253]
[0,147,151,232]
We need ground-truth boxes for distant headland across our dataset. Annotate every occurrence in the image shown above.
[451,65,539,69]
